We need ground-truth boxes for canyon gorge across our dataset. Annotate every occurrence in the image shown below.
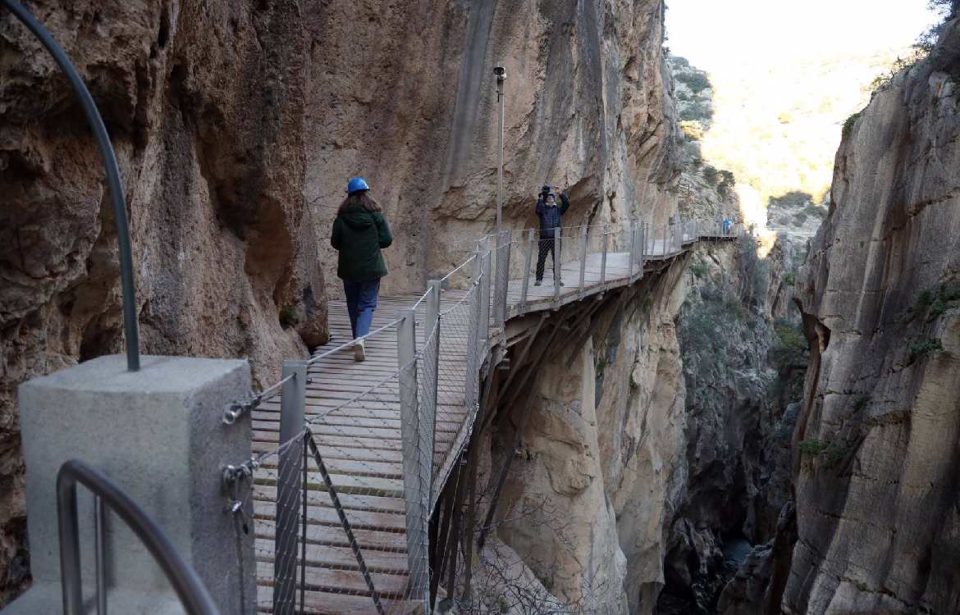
[1,1,959,613]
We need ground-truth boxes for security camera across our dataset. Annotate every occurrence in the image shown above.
[494,66,506,80]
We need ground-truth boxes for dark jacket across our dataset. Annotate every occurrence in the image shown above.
[330,206,393,281]
[535,193,570,238]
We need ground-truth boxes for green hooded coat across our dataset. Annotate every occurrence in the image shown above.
[330,206,393,281]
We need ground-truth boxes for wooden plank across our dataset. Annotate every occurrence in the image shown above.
[252,499,405,532]
[254,414,463,433]
[255,561,408,596]
[252,424,458,445]
[253,441,402,465]
[256,468,405,497]
[254,538,407,573]
[254,485,406,515]
[256,519,407,553]
[258,455,403,479]
[252,432,403,453]
[256,585,410,615]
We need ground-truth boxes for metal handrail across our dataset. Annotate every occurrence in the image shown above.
[57,459,219,615]
[2,0,140,371]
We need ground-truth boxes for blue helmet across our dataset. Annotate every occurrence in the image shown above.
[346,176,370,194]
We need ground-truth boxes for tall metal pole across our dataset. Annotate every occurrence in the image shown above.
[494,66,506,236]
[2,0,140,370]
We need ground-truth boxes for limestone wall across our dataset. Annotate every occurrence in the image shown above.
[787,17,960,614]
[0,0,681,605]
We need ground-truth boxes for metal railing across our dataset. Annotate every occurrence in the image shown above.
[221,215,736,614]
[57,459,218,615]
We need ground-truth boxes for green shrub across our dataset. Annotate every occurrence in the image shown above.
[823,441,850,466]
[279,306,300,328]
[853,394,870,412]
[677,70,711,94]
[689,262,708,278]
[799,438,852,467]
[595,356,608,378]
[912,283,960,321]
[909,338,943,362]
[941,283,960,302]
[842,112,861,137]
[703,165,719,185]
[770,322,807,369]
[783,273,796,286]
[799,439,829,456]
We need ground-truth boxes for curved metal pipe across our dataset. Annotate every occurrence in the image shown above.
[57,459,219,615]
[2,0,140,370]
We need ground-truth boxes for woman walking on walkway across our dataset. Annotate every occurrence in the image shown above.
[330,177,393,361]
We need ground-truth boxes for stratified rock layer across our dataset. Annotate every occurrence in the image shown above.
[788,17,960,614]
[0,2,326,603]
[1,0,683,607]
[482,266,691,614]
[302,0,681,293]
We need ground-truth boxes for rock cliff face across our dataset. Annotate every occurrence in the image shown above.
[303,0,680,294]
[1,0,685,605]
[473,264,691,614]
[787,16,960,614]
[0,1,329,603]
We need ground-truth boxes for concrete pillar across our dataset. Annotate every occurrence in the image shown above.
[4,355,255,614]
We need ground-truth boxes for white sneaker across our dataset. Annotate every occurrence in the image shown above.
[353,339,366,362]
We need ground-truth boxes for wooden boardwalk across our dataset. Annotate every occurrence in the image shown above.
[251,233,732,613]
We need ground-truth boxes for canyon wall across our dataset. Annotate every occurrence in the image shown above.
[302,0,680,294]
[0,1,327,603]
[471,263,691,614]
[787,15,960,614]
[0,0,683,606]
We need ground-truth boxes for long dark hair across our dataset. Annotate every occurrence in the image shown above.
[338,191,381,214]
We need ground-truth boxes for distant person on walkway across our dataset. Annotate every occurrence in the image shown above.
[722,218,733,234]
[330,177,393,362]
[534,185,570,286]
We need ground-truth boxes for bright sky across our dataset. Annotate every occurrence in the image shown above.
[666,0,942,73]
[665,0,943,233]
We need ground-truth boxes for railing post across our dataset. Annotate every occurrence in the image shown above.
[578,225,588,295]
[479,237,492,350]
[600,225,609,285]
[520,229,534,309]
[398,309,430,613]
[636,224,643,273]
[640,223,647,272]
[553,226,562,301]
[465,250,482,412]
[637,225,644,273]
[274,360,306,615]
[628,223,636,278]
[425,281,442,487]
[493,230,511,330]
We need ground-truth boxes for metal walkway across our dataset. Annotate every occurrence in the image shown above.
[247,221,735,613]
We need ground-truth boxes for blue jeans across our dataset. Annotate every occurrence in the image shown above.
[343,279,380,339]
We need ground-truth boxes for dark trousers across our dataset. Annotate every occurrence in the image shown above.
[343,278,380,339]
[535,236,557,282]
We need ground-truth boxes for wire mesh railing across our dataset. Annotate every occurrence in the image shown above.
[220,215,735,614]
